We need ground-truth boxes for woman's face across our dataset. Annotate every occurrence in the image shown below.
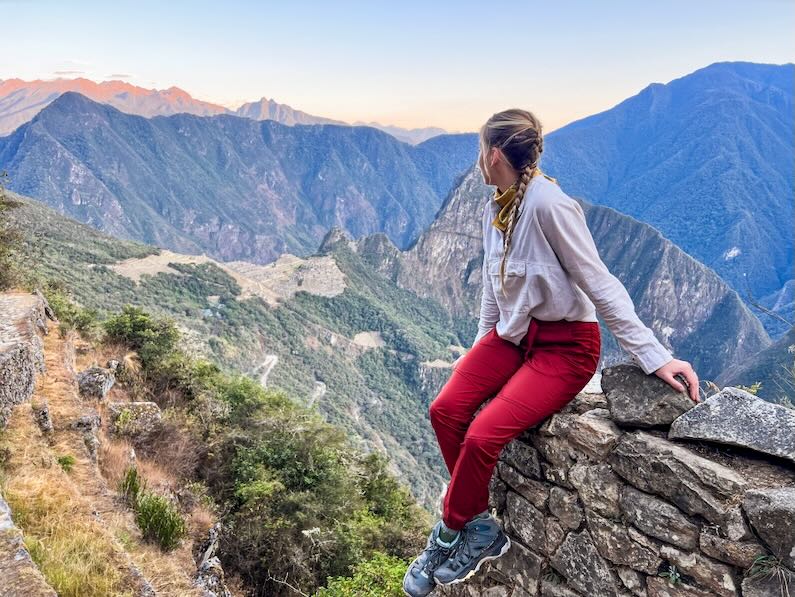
[478,145,496,186]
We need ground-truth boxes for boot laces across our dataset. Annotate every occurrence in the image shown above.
[447,527,479,570]
[420,541,453,574]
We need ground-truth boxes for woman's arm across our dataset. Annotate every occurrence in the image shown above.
[471,202,499,349]
[473,248,499,347]
[536,198,673,375]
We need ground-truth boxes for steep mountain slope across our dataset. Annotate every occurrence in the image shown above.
[0,92,478,263]
[359,165,773,392]
[6,190,472,509]
[540,61,794,333]
[718,324,795,402]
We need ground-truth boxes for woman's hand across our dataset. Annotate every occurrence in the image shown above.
[654,358,700,403]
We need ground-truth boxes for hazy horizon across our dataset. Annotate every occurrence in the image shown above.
[2,0,793,132]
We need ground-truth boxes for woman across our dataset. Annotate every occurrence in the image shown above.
[403,108,700,596]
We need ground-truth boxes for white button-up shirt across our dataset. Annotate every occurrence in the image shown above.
[473,174,673,375]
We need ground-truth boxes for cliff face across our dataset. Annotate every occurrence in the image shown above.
[436,365,795,597]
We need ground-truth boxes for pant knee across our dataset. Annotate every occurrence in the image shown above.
[429,398,444,424]
[461,432,498,454]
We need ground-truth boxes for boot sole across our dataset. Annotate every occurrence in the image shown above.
[433,535,511,586]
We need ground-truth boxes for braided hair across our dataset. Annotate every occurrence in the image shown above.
[478,109,544,297]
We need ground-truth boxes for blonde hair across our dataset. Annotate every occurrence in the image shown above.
[479,108,544,297]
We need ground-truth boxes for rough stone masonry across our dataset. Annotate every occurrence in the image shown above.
[437,364,795,597]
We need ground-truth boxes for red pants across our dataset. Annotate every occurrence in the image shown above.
[429,318,601,530]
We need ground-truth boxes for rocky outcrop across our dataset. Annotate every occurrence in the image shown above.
[194,523,233,597]
[437,364,795,597]
[0,292,53,428]
[108,401,163,445]
[76,363,117,399]
[669,387,795,464]
[0,292,58,596]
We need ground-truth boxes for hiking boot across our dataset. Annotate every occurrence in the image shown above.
[403,520,462,597]
[432,513,511,586]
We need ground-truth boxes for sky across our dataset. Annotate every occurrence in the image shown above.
[2,0,793,132]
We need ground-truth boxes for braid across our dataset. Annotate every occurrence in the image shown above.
[498,163,534,297]
[480,108,545,298]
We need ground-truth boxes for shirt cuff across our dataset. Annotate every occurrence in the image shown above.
[631,345,674,375]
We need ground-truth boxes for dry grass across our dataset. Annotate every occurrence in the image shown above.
[0,404,135,597]
[0,324,210,596]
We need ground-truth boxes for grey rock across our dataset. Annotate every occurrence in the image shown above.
[541,461,573,489]
[540,579,584,596]
[545,517,567,555]
[549,529,622,596]
[487,536,543,595]
[0,293,49,429]
[743,487,795,569]
[585,510,661,575]
[645,576,715,596]
[501,439,542,479]
[194,523,232,597]
[31,399,53,434]
[83,431,100,462]
[658,543,738,597]
[505,490,547,553]
[488,470,508,514]
[616,566,647,597]
[108,402,163,445]
[602,363,694,427]
[607,430,748,524]
[72,412,101,432]
[569,463,623,519]
[548,486,583,530]
[620,485,699,550]
[497,461,550,509]
[76,366,116,399]
[669,387,795,465]
[698,528,765,569]
[546,408,623,460]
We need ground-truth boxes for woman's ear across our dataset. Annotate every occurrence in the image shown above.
[489,147,501,169]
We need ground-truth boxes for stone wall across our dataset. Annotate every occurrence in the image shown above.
[0,291,58,597]
[438,364,795,597]
[0,291,52,429]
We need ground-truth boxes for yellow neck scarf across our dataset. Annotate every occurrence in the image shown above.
[491,167,558,231]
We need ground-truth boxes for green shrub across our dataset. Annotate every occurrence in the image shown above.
[56,454,76,473]
[103,305,180,368]
[42,281,100,338]
[119,465,143,507]
[134,492,187,551]
[314,551,409,596]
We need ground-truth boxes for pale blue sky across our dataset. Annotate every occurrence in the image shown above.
[2,0,793,131]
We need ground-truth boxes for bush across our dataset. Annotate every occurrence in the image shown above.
[56,454,76,473]
[134,492,187,551]
[118,465,185,550]
[43,281,100,339]
[314,551,409,596]
[119,465,143,506]
[103,305,180,368]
